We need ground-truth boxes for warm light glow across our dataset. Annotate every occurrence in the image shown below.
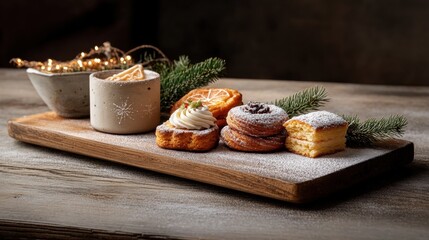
[9,42,166,73]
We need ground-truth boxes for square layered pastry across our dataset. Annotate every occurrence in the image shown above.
[283,111,348,158]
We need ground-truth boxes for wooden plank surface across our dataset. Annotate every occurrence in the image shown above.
[8,112,414,204]
[1,69,428,239]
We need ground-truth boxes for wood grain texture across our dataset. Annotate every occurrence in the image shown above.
[1,69,428,239]
[0,220,183,240]
[7,112,414,203]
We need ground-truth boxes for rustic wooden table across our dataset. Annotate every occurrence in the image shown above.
[1,69,428,239]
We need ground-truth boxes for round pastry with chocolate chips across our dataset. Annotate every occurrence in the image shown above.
[226,102,289,137]
[221,102,289,152]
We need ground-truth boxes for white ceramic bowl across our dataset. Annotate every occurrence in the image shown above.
[90,69,161,134]
[26,68,91,118]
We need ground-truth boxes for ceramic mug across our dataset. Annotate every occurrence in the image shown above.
[89,69,160,134]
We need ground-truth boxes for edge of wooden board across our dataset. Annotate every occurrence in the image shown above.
[7,113,414,203]
[7,117,301,203]
[296,141,414,202]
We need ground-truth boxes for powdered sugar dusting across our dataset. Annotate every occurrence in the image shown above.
[287,111,347,129]
[228,104,288,125]
[32,117,398,183]
[220,126,284,151]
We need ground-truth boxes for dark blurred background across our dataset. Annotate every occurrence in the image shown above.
[1,0,429,85]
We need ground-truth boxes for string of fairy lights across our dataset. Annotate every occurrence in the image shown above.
[10,42,169,73]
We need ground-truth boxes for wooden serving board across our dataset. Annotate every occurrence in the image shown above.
[8,112,414,203]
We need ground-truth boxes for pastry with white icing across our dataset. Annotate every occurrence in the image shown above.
[170,88,243,128]
[155,101,219,151]
[283,111,348,158]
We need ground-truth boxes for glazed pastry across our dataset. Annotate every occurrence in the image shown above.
[283,111,348,158]
[156,101,219,151]
[221,102,289,152]
[171,88,242,127]
[221,126,285,152]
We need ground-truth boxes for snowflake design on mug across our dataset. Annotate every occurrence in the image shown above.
[113,98,134,124]
[141,103,157,116]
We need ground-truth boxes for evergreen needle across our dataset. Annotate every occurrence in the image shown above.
[272,86,330,117]
[146,56,225,112]
[343,115,408,147]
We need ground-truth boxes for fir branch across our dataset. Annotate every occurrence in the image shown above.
[343,115,407,147]
[148,56,225,112]
[272,86,329,117]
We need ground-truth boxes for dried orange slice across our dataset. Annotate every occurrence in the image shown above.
[185,89,232,106]
[171,88,243,127]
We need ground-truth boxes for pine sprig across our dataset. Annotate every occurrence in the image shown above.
[343,115,407,147]
[272,86,329,117]
[147,56,225,112]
